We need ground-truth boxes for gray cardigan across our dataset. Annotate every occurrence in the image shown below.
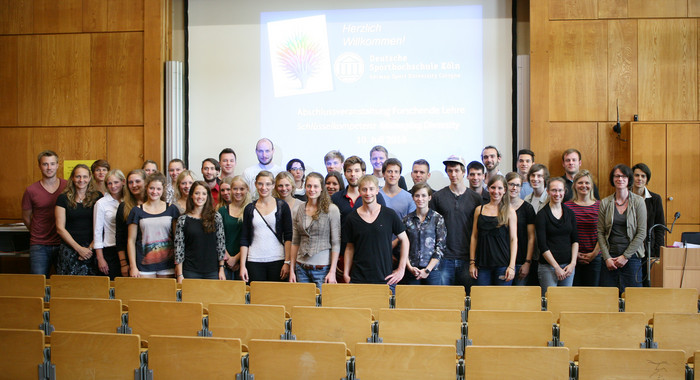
[292,202,341,259]
[597,192,647,260]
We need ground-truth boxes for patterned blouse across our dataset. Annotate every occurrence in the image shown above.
[402,209,447,268]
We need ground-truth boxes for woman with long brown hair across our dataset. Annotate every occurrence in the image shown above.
[174,181,226,282]
[55,164,103,275]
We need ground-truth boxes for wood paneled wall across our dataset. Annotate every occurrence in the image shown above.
[0,0,170,221]
[531,0,700,198]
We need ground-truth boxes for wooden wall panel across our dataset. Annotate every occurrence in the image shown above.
[691,0,700,18]
[17,36,41,126]
[549,21,607,121]
[143,0,168,165]
[530,0,550,158]
[0,129,34,219]
[628,0,687,18]
[108,0,144,31]
[639,19,697,121]
[32,127,107,172]
[598,0,628,19]
[33,0,82,34]
[548,0,597,20]
[41,34,91,126]
[608,19,637,122]
[91,33,144,126]
[597,122,630,198]
[107,127,145,172]
[629,123,667,200]
[545,123,599,179]
[666,124,700,224]
[0,0,33,35]
[82,0,108,32]
[0,37,18,126]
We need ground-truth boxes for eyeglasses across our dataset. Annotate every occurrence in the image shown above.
[289,167,304,171]
[613,175,627,179]
[508,183,521,188]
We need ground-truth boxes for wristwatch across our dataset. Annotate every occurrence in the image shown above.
[424,268,431,274]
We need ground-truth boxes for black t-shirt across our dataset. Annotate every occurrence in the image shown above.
[536,204,579,265]
[515,201,536,264]
[56,193,101,246]
[429,187,482,260]
[343,206,405,284]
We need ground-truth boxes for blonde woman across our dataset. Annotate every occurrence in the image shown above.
[469,175,518,285]
[218,176,251,280]
[273,171,303,218]
[93,169,125,279]
[174,170,195,213]
[115,169,146,277]
[564,170,601,286]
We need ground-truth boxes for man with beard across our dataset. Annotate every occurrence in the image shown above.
[243,138,283,198]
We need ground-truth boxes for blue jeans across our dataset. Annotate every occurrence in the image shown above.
[538,262,575,296]
[573,254,602,286]
[295,263,330,291]
[512,264,530,286]
[30,244,59,277]
[475,266,513,286]
[224,267,237,280]
[437,259,472,292]
[599,255,642,294]
[403,264,443,285]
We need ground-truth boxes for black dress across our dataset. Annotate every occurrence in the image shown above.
[475,209,510,268]
[56,193,101,275]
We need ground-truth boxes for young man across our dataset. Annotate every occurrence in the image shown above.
[331,156,386,226]
[379,158,416,220]
[523,164,549,214]
[409,159,432,194]
[561,148,599,202]
[517,149,535,199]
[324,150,345,174]
[243,138,283,191]
[429,155,482,289]
[201,158,221,203]
[368,145,407,190]
[166,158,185,203]
[343,175,409,287]
[466,161,490,204]
[22,150,68,276]
[218,148,237,179]
[481,145,503,185]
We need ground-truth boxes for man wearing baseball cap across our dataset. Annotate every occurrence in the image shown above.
[429,155,482,292]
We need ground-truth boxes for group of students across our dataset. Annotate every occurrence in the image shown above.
[21,143,664,296]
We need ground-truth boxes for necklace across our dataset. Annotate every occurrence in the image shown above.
[615,196,628,206]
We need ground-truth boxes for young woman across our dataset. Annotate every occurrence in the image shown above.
[536,177,579,296]
[91,159,110,195]
[325,171,344,197]
[469,175,518,286]
[218,176,251,280]
[402,183,446,285]
[127,173,181,278]
[174,181,226,282]
[287,158,307,200]
[631,163,665,259]
[174,170,195,213]
[142,160,158,176]
[273,171,303,218]
[93,169,125,279]
[217,178,233,210]
[166,159,185,204]
[564,170,601,287]
[289,172,341,290]
[55,164,102,275]
[115,169,146,277]
[598,164,647,293]
[239,171,293,283]
[505,172,536,286]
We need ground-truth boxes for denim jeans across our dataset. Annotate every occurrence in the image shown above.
[512,264,531,286]
[599,254,642,294]
[30,244,59,277]
[402,265,443,286]
[295,263,330,291]
[183,269,219,280]
[437,258,472,293]
[475,266,513,286]
[573,254,602,287]
[224,267,237,281]
[538,262,575,296]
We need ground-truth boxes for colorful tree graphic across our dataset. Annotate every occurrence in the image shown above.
[277,33,323,89]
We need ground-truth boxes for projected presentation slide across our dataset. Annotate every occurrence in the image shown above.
[260,5,483,171]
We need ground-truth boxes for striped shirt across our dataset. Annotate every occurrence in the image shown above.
[564,200,600,253]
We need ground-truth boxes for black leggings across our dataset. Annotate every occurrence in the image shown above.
[102,246,122,280]
[245,260,284,283]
